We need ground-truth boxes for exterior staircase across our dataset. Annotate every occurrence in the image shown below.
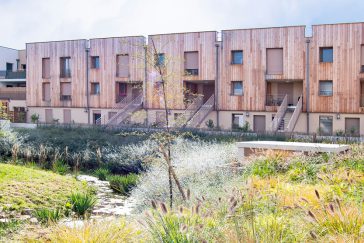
[176,96,204,127]
[106,94,143,126]
[272,94,303,133]
[186,94,215,128]
[95,94,143,126]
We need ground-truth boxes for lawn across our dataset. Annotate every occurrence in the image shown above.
[0,163,89,212]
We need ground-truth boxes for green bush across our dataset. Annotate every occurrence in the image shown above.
[94,168,110,181]
[0,219,21,238]
[69,192,97,218]
[108,174,138,195]
[52,160,70,175]
[34,208,63,225]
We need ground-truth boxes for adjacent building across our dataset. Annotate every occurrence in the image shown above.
[0,46,26,122]
[16,22,364,135]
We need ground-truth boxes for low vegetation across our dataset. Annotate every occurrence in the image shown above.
[108,174,138,195]
[69,192,97,218]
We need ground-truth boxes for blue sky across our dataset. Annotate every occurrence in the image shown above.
[1,0,363,49]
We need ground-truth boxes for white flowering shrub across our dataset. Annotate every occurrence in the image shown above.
[130,138,240,211]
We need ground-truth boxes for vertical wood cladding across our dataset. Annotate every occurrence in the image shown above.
[145,32,217,110]
[309,23,364,113]
[220,26,306,111]
[26,37,145,109]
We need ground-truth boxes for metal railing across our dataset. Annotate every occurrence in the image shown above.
[106,94,143,125]
[0,87,26,100]
[178,96,204,126]
[266,94,289,106]
[286,95,303,132]
[187,94,215,128]
[271,94,287,132]
[95,95,137,125]
[0,71,26,79]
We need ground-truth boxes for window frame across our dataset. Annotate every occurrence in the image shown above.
[319,80,333,96]
[155,53,165,67]
[60,57,71,78]
[231,81,243,96]
[91,82,101,95]
[91,56,100,69]
[231,50,243,64]
[232,113,244,129]
[319,47,333,63]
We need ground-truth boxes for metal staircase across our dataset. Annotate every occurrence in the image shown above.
[186,94,215,128]
[272,94,302,133]
[100,94,143,126]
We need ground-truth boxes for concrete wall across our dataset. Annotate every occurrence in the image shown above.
[0,46,18,71]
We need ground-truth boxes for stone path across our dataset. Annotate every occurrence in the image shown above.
[76,175,136,218]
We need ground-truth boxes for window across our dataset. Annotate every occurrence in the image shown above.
[42,58,50,78]
[6,63,13,71]
[42,82,51,101]
[319,80,333,96]
[91,56,100,69]
[60,57,71,78]
[21,64,26,70]
[361,45,364,73]
[184,51,199,75]
[266,48,283,74]
[231,50,243,64]
[93,111,101,125]
[231,81,243,95]
[319,116,333,135]
[155,53,165,67]
[320,47,333,63]
[345,118,360,136]
[232,114,244,129]
[91,82,100,95]
[60,82,72,101]
[116,54,129,77]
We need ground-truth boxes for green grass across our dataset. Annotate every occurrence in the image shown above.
[0,163,89,212]
[69,192,97,218]
[34,208,63,225]
[0,219,22,238]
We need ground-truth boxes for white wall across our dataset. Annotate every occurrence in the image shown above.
[0,46,18,71]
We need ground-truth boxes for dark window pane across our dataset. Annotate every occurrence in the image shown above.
[232,51,243,64]
[320,47,333,62]
[232,81,243,95]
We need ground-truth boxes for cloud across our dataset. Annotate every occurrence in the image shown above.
[0,0,363,49]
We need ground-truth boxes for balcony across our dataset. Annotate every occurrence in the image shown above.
[266,94,286,106]
[0,71,26,80]
[0,87,26,100]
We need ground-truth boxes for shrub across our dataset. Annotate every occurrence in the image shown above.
[94,168,110,181]
[108,174,138,195]
[69,192,97,218]
[34,208,63,225]
[0,219,21,238]
[52,160,70,175]
[205,119,215,129]
[44,219,140,242]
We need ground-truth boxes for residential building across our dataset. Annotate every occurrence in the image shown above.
[22,22,364,135]
[0,46,26,122]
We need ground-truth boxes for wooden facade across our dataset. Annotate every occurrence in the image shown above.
[26,37,145,109]
[146,31,217,110]
[309,23,364,114]
[220,26,306,111]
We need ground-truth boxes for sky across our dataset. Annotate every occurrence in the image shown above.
[1,0,363,49]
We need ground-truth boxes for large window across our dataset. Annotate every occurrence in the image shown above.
[116,54,129,77]
[231,50,243,64]
[42,58,50,78]
[266,48,283,74]
[184,51,199,75]
[319,80,333,96]
[231,81,243,96]
[60,57,71,78]
[60,82,72,101]
[345,118,360,136]
[91,82,100,95]
[91,56,100,69]
[320,47,333,63]
[42,82,51,101]
[319,116,333,135]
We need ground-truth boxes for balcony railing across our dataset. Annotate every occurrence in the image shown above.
[185,69,199,76]
[266,94,288,106]
[0,87,26,100]
[0,71,26,79]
